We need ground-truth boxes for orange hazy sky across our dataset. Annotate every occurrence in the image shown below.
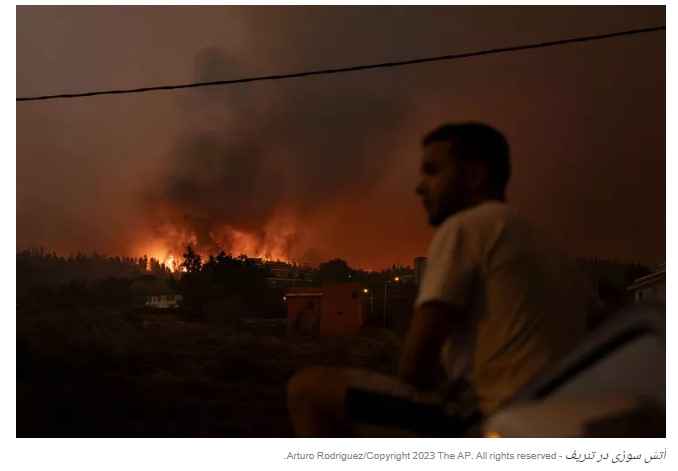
[17,6,665,269]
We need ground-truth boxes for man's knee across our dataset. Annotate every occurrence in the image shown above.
[287,366,346,411]
[288,367,322,405]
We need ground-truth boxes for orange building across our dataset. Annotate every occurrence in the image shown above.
[286,283,364,336]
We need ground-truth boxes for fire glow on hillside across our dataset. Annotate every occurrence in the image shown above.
[136,210,309,272]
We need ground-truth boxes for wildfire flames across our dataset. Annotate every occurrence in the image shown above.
[163,255,182,273]
[135,210,313,272]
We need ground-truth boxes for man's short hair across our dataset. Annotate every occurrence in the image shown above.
[422,122,511,193]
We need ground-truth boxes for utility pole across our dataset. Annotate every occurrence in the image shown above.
[383,282,387,328]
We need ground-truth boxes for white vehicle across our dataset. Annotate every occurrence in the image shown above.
[477,302,665,437]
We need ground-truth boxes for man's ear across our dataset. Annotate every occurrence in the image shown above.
[466,162,487,191]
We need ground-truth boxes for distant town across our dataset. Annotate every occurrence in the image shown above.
[16,246,664,337]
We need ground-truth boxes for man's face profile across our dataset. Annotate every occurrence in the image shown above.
[416,140,470,227]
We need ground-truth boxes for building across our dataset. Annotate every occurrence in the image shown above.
[131,274,183,308]
[286,283,364,336]
[414,256,427,285]
[628,263,666,303]
[145,292,182,308]
[248,258,316,289]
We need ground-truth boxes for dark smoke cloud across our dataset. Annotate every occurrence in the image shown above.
[17,6,665,268]
[147,44,413,257]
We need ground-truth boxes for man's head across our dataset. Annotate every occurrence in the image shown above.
[415,122,511,226]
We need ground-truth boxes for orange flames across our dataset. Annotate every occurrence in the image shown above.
[163,255,185,273]
[134,210,312,271]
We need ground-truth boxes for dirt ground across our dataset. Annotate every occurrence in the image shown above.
[16,307,402,437]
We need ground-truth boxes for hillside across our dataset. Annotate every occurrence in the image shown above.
[17,307,400,437]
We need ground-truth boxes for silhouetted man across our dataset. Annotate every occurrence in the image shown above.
[287,122,601,437]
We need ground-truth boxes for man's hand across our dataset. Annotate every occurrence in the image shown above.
[398,301,466,389]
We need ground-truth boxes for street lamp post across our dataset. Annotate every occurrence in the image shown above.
[363,288,373,318]
[383,277,400,329]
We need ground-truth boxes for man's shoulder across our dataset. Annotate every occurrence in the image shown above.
[442,201,522,232]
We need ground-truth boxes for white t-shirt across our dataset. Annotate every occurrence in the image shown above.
[415,201,600,414]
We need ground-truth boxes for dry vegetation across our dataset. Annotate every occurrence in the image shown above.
[17,307,401,437]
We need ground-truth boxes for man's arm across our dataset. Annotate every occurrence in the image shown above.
[398,301,468,389]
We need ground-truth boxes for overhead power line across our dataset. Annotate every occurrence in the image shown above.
[17,25,665,102]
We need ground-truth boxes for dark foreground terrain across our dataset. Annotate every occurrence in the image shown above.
[17,307,401,437]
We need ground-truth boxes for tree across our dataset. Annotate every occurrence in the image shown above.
[138,255,149,271]
[181,245,202,273]
[318,258,353,283]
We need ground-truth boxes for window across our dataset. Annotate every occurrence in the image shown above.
[351,291,358,299]
[151,296,159,303]
[306,301,315,310]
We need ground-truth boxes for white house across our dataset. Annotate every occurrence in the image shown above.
[628,264,665,303]
[145,293,182,308]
